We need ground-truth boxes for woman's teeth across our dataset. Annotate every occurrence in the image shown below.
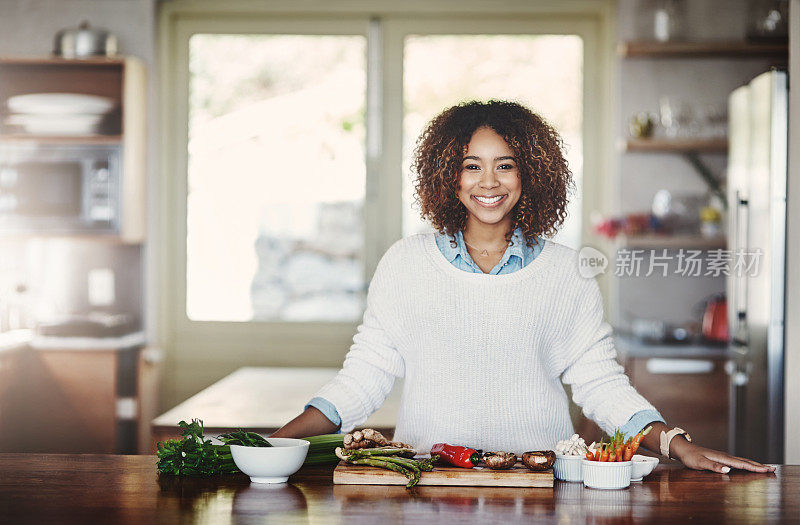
[473,195,506,207]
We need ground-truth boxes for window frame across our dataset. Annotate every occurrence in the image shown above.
[158,1,616,406]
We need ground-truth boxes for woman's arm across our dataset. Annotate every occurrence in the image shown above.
[558,277,773,473]
[270,246,404,437]
[270,406,339,438]
[638,421,775,473]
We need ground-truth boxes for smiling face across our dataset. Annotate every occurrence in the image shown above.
[457,126,522,231]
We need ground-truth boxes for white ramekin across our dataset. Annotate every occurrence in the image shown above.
[554,454,584,482]
[630,454,659,481]
[581,459,632,489]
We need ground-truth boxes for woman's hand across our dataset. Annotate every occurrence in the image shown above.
[670,438,776,474]
[640,422,775,474]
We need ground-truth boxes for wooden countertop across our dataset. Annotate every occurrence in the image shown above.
[152,367,402,439]
[0,454,796,522]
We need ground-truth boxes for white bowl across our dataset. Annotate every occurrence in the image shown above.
[7,93,115,115]
[4,113,104,135]
[554,454,583,482]
[630,454,658,481]
[582,460,632,490]
[229,437,310,484]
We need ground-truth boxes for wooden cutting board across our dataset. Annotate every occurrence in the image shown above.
[333,461,553,488]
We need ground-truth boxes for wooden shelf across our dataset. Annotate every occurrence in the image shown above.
[0,233,142,245]
[0,134,122,144]
[615,234,727,250]
[618,40,788,58]
[622,137,728,153]
[0,56,125,66]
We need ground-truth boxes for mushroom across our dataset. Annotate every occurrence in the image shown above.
[521,450,556,471]
[482,451,517,470]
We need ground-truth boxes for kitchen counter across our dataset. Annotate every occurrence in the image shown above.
[615,333,732,360]
[0,329,32,354]
[0,329,147,353]
[0,454,796,523]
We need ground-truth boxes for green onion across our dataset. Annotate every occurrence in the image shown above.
[301,434,344,465]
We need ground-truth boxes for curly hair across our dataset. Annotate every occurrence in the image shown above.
[411,100,574,248]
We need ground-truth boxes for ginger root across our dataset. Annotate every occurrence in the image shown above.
[343,428,413,450]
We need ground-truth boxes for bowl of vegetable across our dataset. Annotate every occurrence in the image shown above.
[553,434,588,482]
[581,426,652,489]
[554,454,584,482]
[630,454,658,481]
[227,436,310,484]
[582,459,632,489]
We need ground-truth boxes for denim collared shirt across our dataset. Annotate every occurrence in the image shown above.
[306,228,664,439]
[434,227,545,274]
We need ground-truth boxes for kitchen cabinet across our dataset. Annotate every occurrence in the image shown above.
[0,344,160,454]
[0,56,146,243]
[616,337,730,452]
[0,348,24,449]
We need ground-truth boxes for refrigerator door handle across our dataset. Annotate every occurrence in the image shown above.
[730,190,750,346]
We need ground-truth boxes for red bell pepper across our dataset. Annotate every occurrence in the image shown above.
[430,443,480,468]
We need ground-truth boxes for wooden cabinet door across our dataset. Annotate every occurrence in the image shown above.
[136,347,161,453]
[627,357,730,452]
[20,350,117,453]
[0,350,24,450]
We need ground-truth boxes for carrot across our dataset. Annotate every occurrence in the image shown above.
[600,444,610,462]
[615,444,624,462]
[624,425,653,461]
[586,450,594,460]
[593,439,603,461]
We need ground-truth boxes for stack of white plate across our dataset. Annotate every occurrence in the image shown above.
[4,93,115,135]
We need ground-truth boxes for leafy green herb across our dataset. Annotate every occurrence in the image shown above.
[156,419,345,475]
[156,419,238,476]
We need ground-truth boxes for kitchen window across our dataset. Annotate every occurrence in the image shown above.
[159,2,614,404]
[186,34,368,322]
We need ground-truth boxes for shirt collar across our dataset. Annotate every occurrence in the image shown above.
[438,230,463,263]
[438,227,534,264]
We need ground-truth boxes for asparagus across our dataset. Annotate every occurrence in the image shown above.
[376,456,422,475]
[349,458,420,487]
[416,455,439,471]
[337,446,437,488]
[342,447,416,459]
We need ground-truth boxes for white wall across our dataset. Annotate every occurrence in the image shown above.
[0,0,159,341]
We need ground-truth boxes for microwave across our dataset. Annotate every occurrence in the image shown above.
[0,143,122,234]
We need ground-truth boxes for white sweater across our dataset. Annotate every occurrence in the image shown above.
[313,232,657,454]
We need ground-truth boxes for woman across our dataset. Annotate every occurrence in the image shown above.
[273,100,773,474]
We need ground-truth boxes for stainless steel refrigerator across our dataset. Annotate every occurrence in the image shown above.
[727,68,787,464]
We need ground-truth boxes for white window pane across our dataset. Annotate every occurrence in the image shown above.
[402,35,583,249]
[187,34,367,322]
